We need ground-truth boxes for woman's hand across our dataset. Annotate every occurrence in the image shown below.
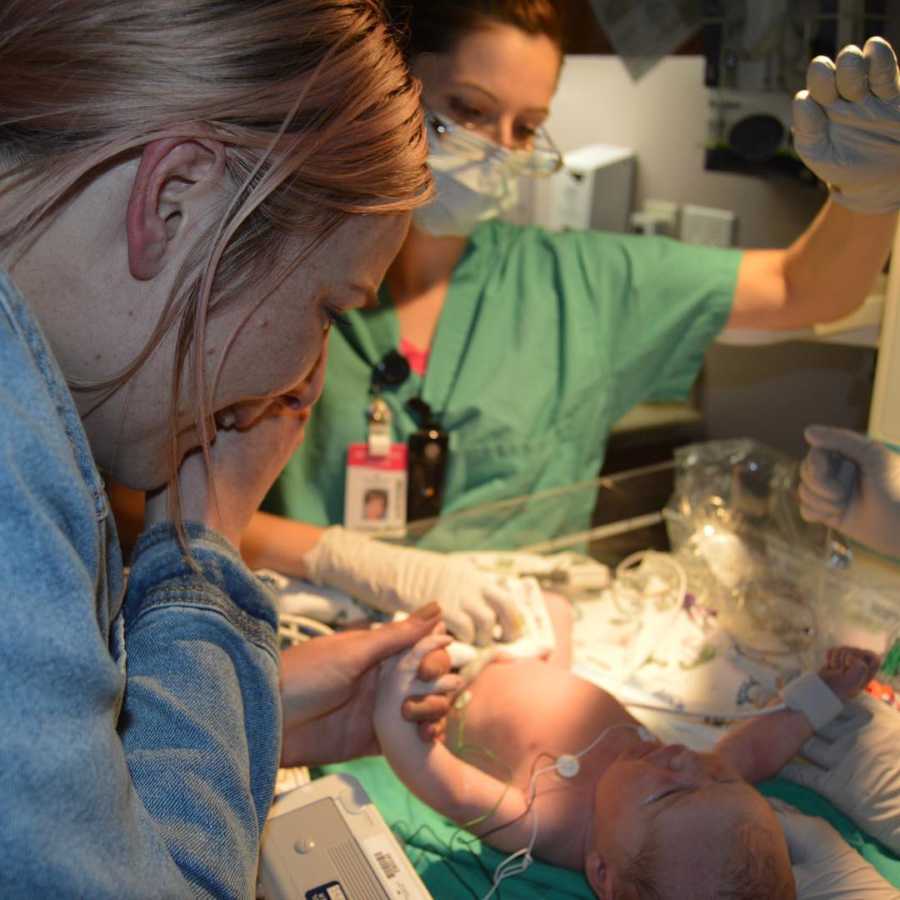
[280,604,455,766]
[145,398,307,547]
[374,627,460,734]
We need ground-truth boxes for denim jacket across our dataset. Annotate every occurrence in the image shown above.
[0,272,281,898]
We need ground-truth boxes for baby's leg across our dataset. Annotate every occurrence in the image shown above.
[819,646,880,701]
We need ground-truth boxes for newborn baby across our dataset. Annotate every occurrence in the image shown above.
[373,599,880,899]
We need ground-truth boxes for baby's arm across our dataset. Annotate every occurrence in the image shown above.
[715,646,879,783]
[542,591,573,668]
[374,631,537,853]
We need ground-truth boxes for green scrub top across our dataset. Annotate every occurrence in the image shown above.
[264,220,740,550]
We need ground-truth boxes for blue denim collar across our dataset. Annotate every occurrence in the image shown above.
[0,272,109,522]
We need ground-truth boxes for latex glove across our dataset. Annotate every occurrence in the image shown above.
[448,641,504,690]
[799,425,900,557]
[793,36,900,214]
[779,693,900,856]
[302,527,524,645]
[771,799,899,899]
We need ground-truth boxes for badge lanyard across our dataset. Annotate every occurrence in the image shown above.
[367,350,410,456]
[336,311,453,528]
[368,350,449,523]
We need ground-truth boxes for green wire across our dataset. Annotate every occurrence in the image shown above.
[450,700,518,832]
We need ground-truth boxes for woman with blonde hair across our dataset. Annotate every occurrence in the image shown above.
[0,1,436,895]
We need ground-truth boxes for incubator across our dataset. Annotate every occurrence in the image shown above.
[392,438,900,677]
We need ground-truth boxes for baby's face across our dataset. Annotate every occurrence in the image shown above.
[586,743,791,895]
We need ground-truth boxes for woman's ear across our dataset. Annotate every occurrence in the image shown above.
[126,137,226,280]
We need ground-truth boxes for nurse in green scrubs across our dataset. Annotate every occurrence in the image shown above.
[243,0,900,645]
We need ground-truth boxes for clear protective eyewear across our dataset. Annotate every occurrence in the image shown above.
[425,108,563,177]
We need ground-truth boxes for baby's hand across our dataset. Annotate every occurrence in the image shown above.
[374,627,461,737]
[818,646,880,701]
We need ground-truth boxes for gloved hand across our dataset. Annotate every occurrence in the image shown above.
[447,641,505,691]
[799,425,900,557]
[793,36,900,214]
[771,798,899,898]
[302,527,524,645]
[779,693,900,856]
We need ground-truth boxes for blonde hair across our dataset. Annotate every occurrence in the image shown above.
[0,0,432,526]
[618,819,796,900]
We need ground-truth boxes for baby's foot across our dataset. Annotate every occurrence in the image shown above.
[819,646,880,701]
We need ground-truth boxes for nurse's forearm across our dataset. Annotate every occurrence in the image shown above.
[240,510,325,576]
[783,200,896,324]
[729,200,896,330]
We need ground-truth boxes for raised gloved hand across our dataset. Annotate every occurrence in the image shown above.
[779,693,900,856]
[793,36,900,214]
[799,425,900,557]
[771,798,899,898]
[302,527,524,645]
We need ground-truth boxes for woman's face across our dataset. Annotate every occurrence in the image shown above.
[95,213,409,489]
[413,23,561,152]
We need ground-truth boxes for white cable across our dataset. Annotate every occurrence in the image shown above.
[613,550,689,680]
[623,699,787,721]
[615,549,688,608]
[478,696,790,898]
[277,613,334,645]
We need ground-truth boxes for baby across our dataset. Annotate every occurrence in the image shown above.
[372,596,880,899]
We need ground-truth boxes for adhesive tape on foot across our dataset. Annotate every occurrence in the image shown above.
[782,672,844,731]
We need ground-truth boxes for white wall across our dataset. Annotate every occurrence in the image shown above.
[546,55,824,247]
[546,55,876,457]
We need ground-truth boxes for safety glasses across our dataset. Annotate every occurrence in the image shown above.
[425,108,563,177]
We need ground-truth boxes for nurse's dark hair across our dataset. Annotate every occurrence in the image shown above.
[0,0,432,533]
[388,0,563,59]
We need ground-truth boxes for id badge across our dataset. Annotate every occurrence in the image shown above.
[344,443,408,531]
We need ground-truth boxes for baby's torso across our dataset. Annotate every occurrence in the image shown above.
[446,659,653,869]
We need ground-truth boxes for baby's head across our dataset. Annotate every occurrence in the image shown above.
[583,743,795,899]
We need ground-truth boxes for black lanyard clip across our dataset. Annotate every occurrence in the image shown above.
[405,397,448,522]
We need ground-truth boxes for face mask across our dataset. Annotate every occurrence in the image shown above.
[413,127,520,238]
